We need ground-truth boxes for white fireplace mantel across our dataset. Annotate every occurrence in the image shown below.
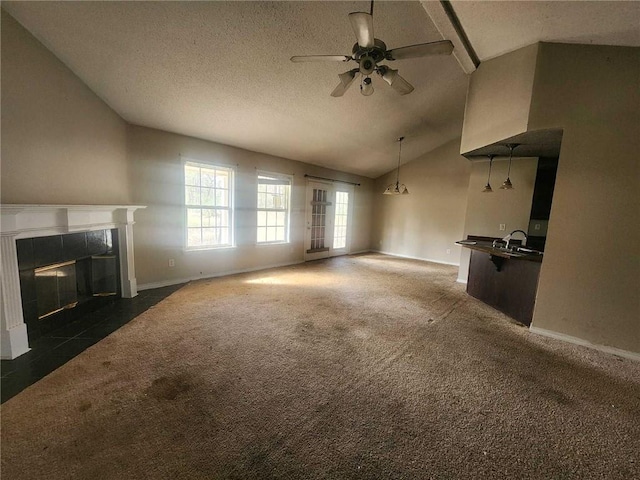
[1,204,146,359]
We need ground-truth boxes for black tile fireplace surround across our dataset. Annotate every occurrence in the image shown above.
[16,229,120,342]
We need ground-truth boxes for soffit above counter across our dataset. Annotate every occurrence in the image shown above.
[463,128,563,160]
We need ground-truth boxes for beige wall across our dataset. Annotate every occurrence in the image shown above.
[526,43,639,352]
[371,139,470,265]
[460,44,538,155]
[129,125,373,287]
[0,10,130,205]
[457,156,538,283]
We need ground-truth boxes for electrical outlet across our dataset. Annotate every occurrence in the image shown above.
[446,249,451,255]
[168,259,175,267]
[499,224,506,231]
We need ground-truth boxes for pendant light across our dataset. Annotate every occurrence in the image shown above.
[500,143,518,190]
[383,136,409,195]
[482,155,494,193]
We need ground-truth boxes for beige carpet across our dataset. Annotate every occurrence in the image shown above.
[2,253,639,479]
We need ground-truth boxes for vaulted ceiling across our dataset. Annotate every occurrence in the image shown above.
[3,1,638,178]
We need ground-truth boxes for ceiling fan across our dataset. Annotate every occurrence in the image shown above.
[290,2,454,97]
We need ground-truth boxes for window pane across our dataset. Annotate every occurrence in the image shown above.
[266,227,276,242]
[267,211,276,226]
[186,186,200,205]
[187,208,201,227]
[265,193,274,209]
[202,209,215,227]
[257,227,266,243]
[257,192,266,208]
[276,227,285,241]
[188,228,202,247]
[199,188,214,206]
[215,189,228,207]
[201,169,216,188]
[202,228,216,245]
[219,228,229,245]
[216,172,229,189]
[218,209,229,228]
[185,165,200,186]
[276,212,285,226]
[257,211,267,227]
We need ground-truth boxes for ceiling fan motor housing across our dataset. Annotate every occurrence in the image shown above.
[353,39,387,75]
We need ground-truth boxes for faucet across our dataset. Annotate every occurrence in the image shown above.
[503,230,528,249]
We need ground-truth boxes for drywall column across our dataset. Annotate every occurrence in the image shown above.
[526,43,639,354]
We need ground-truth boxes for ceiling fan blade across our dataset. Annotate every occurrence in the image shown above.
[331,70,359,97]
[387,40,454,60]
[348,12,374,49]
[290,55,351,63]
[378,67,414,95]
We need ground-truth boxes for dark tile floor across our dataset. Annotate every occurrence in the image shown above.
[1,284,184,404]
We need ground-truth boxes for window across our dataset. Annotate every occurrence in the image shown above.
[184,160,234,249]
[257,173,291,244]
[333,191,349,249]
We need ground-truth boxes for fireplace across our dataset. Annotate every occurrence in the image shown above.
[16,229,122,341]
[1,205,145,359]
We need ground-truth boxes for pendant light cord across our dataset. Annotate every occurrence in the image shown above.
[396,137,404,185]
[487,155,493,182]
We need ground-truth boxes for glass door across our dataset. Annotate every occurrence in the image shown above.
[304,181,353,261]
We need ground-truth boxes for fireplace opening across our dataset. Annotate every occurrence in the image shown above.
[35,261,78,319]
[17,229,121,341]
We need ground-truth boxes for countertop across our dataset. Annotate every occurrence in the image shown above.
[456,240,543,263]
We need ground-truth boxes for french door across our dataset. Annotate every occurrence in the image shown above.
[304,180,354,261]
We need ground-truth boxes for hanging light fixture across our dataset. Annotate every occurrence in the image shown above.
[482,155,495,193]
[383,136,409,195]
[500,143,518,190]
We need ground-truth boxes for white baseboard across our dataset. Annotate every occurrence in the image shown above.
[529,326,640,362]
[456,278,468,285]
[138,260,305,291]
[372,249,460,267]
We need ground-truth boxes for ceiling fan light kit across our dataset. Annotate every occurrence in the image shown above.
[291,6,453,97]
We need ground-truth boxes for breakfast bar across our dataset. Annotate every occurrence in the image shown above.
[458,236,543,326]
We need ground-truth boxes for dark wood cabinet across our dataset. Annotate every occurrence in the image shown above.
[466,249,541,326]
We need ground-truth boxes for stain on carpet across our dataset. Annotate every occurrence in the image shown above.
[78,401,92,412]
[540,387,575,406]
[145,374,192,400]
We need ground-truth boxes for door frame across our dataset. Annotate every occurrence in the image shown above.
[304,180,354,261]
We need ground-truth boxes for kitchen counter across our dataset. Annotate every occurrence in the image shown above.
[456,240,543,263]
[458,237,543,326]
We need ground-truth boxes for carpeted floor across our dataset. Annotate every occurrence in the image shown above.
[1,254,639,479]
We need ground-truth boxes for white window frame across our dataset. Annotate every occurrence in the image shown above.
[256,171,292,245]
[183,158,235,251]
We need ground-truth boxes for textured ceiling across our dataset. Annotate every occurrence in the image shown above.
[3,1,639,178]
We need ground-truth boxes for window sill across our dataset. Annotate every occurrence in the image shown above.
[255,241,290,247]
[184,245,236,252]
